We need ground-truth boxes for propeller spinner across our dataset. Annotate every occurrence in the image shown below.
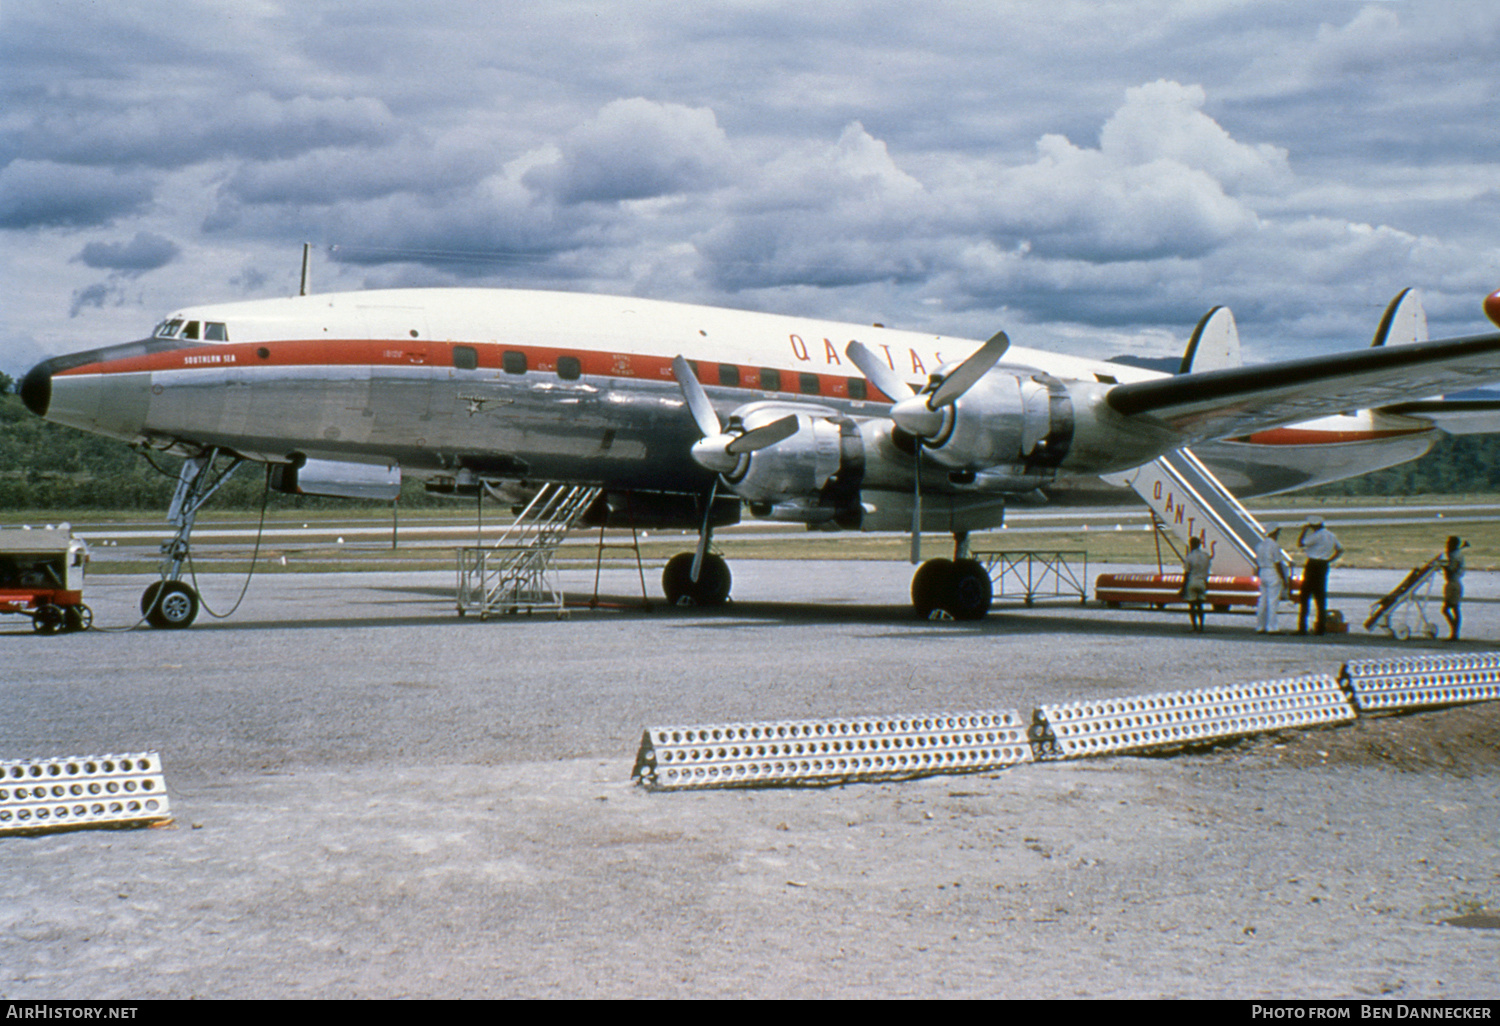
[845,331,1010,562]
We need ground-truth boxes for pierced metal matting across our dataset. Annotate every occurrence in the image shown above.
[1,751,172,836]
[1030,675,1356,759]
[633,710,1033,790]
[1341,652,1500,712]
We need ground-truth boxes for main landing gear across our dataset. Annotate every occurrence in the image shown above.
[910,533,993,621]
[661,489,733,608]
[142,448,243,629]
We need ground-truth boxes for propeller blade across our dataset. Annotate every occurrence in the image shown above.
[928,330,1010,408]
[845,341,916,402]
[726,414,798,454]
[672,355,722,438]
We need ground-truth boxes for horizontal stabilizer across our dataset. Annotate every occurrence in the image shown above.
[1378,397,1500,436]
[1107,331,1500,445]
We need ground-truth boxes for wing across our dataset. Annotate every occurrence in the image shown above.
[1106,331,1500,444]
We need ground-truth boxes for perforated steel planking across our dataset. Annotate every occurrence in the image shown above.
[1030,675,1356,759]
[0,751,171,835]
[632,710,1033,790]
[1341,652,1500,712]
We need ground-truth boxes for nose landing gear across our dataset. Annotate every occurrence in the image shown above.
[142,448,243,629]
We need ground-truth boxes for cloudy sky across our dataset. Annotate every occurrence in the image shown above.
[4,1,1499,379]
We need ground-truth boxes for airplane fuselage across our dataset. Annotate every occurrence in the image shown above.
[22,287,1458,518]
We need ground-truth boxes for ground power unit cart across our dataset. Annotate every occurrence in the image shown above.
[0,526,92,633]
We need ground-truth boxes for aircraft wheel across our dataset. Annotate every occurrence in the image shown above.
[911,559,954,618]
[942,559,993,621]
[662,552,732,607]
[142,581,200,629]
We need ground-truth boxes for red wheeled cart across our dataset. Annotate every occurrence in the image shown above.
[0,527,92,634]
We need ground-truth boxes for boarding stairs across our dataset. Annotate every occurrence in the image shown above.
[1104,448,1273,576]
[457,483,602,618]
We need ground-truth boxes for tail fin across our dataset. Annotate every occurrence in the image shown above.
[1371,288,1429,347]
[1179,306,1241,374]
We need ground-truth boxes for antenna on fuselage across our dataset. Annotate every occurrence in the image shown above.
[299,242,312,297]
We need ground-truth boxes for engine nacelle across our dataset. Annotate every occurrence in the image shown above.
[719,402,864,523]
[920,371,1073,472]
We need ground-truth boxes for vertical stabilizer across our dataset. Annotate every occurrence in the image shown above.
[1371,288,1428,347]
[1179,306,1241,374]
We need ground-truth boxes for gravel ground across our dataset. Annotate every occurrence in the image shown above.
[2,562,1497,999]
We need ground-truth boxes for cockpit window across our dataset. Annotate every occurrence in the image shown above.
[204,322,228,341]
[182,321,201,340]
[154,319,184,339]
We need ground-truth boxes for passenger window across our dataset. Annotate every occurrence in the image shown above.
[557,355,581,380]
[759,368,781,392]
[205,322,228,341]
[182,321,200,340]
[799,372,820,395]
[502,351,527,375]
[848,377,867,401]
[453,346,478,370]
[718,364,740,388]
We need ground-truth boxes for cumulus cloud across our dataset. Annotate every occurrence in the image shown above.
[1097,80,1290,194]
[523,98,734,205]
[72,232,181,275]
[11,93,400,170]
[0,160,155,229]
[68,282,115,318]
[5,3,1498,370]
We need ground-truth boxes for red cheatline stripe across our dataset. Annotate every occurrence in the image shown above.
[54,339,896,403]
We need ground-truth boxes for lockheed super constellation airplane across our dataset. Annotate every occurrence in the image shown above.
[20,280,1500,627]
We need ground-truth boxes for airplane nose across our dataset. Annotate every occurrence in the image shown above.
[20,359,53,418]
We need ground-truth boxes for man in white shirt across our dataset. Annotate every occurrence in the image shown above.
[1297,518,1343,635]
[1255,526,1289,634]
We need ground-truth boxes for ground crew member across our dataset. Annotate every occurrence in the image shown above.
[1297,518,1343,635]
[1255,526,1289,634]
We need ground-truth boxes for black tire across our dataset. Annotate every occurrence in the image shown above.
[911,558,954,618]
[142,581,200,629]
[662,552,732,607]
[943,559,993,621]
[32,602,64,634]
[64,604,93,632]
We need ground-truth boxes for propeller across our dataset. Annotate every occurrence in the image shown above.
[672,355,798,579]
[672,355,797,474]
[845,331,1011,563]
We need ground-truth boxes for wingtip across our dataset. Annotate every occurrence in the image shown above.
[1485,288,1500,329]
